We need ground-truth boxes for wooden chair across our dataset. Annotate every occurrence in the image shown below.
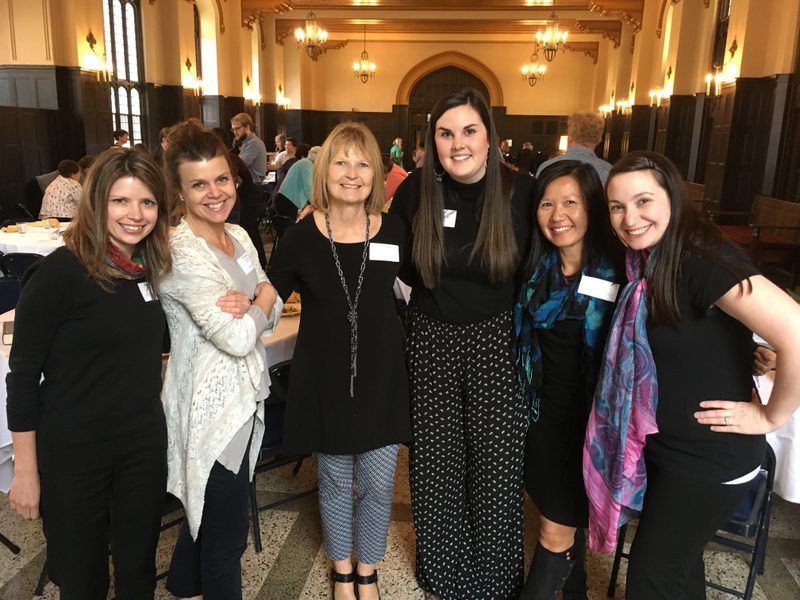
[684,181,706,215]
[709,195,800,288]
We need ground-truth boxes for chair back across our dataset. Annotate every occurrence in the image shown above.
[1,253,45,279]
[0,279,20,313]
[263,360,292,448]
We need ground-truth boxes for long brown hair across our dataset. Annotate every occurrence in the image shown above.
[413,88,518,288]
[63,147,173,293]
[607,151,751,324]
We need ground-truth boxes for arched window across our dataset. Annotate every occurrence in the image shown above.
[103,0,145,145]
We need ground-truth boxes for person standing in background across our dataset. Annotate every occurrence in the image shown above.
[390,137,404,168]
[536,113,611,184]
[230,113,267,184]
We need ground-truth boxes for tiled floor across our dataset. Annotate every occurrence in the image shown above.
[0,446,799,599]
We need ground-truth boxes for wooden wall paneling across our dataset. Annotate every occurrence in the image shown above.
[80,74,113,157]
[0,106,27,205]
[777,76,800,202]
[606,113,626,164]
[629,105,657,153]
[703,85,735,212]
[620,113,632,158]
[664,95,699,179]
[720,77,776,213]
[761,74,792,197]
[601,115,612,161]
[0,67,58,110]
[685,93,707,182]
[143,84,184,147]
[55,67,88,162]
[653,101,669,155]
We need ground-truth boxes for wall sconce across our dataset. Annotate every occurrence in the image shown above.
[705,39,738,97]
[183,57,203,96]
[243,75,261,106]
[85,30,111,83]
[276,85,291,110]
[649,89,665,107]
[598,105,613,118]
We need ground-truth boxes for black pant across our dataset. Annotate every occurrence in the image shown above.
[407,309,527,600]
[39,425,167,600]
[166,443,252,600]
[626,459,750,600]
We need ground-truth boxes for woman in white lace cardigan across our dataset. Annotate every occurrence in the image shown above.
[159,121,282,600]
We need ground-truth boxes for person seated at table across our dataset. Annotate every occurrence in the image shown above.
[383,154,408,210]
[39,159,83,220]
[6,148,173,599]
[268,122,411,600]
[159,120,282,600]
[272,145,321,223]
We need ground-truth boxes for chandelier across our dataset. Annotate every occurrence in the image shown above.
[294,10,328,61]
[353,26,376,84]
[535,11,568,62]
[521,53,547,87]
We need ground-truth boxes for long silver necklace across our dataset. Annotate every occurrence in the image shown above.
[324,209,370,398]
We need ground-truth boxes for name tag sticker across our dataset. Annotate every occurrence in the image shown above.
[138,282,156,302]
[237,253,255,275]
[577,275,619,303]
[369,243,400,262]
[443,209,457,228]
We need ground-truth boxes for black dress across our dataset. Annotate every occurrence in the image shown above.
[267,214,411,455]
[524,318,589,528]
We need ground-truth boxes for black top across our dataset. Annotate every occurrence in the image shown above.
[539,319,587,422]
[6,247,167,471]
[389,169,534,323]
[645,242,765,481]
[267,215,411,454]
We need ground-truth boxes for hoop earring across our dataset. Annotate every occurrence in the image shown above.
[433,164,445,183]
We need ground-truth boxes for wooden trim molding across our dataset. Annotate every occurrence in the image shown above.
[396,52,503,107]
[8,0,17,61]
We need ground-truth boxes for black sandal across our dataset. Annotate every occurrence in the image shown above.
[356,569,381,599]
[331,569,356,598]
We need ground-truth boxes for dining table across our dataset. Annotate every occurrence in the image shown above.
[0,309,300,494]
[0,226,65,257]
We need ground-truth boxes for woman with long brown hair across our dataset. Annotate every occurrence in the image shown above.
[390,88,534,599]
[6,147,173,599]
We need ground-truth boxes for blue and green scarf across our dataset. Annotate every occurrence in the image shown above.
[513,248,617,422]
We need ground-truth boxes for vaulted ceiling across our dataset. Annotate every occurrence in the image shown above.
[240,1,646,54]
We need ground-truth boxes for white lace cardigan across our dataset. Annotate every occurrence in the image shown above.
[159,221,283,539]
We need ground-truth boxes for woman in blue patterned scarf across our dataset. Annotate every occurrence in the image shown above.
[514,160,623,599]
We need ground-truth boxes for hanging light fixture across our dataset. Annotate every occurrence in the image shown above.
[294,6,328,61]
[535,11,568,62]
[521,52,547,87]
[353,25,376,84]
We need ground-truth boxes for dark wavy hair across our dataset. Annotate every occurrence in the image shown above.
[413,88,518,287]
[523,160,622,279]
[607,151,751,324]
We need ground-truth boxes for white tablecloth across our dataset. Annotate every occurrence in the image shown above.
[0,309,299,494]
[0,228,64,256]
[757,371,800,503]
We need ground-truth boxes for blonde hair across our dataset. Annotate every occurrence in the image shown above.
[311,122,385,214]
[63,147,173,293]
[567,112,604,146]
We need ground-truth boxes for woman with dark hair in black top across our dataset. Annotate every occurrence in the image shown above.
[585,151,800,599]
[390,88,533,599]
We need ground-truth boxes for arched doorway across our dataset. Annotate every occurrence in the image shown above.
[406,67,490,154]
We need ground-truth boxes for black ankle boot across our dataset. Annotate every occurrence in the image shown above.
[561,529,588,600]
[519,542,576,600]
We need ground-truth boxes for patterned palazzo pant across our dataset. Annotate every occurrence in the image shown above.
[407,308,528,600]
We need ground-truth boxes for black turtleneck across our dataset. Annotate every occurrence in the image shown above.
[390,169,534,323]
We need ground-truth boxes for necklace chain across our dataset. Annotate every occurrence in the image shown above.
[324,210,370,398]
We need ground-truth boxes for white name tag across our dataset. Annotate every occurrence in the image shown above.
[138,281,156,302]
[443,209,457,228]
[237,253,255,275]
[577,275,619,303]
[369,243,400,262]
